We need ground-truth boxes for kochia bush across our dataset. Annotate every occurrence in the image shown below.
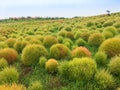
[50,44,71,60]
[99,38,120,57]
[21,45,48,65]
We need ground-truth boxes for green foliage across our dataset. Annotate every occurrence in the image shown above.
[14,40,28,53]
[72,46,91,58]
[28,81,43,90]
[108,56,120,78]
[57,36,63,43]
[21,44,48,65]
[0,58,8,71]
[94,51,107,66]
[39,56,47,68]
[59,57,97,81]
[0,48,18,63]
[75,38,87,46]
[94,69,115,90]
[103,20,113,27]
[50,44,71,60]
[99,38,120,57]
[43,36,58,47]
[80,32,90,41]
[0,42,8,50]
[65,31,74,40]
[5,38,16,48]
[88,33,105,47]
[45,59,58,74]
[0,67,19,84]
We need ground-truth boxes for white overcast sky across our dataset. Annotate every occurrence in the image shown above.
[0,0,120,19]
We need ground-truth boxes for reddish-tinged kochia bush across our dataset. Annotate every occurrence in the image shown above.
[0,48,18,63]
[72,46,91,58]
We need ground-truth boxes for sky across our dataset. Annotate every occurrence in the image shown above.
[0,0,120,19]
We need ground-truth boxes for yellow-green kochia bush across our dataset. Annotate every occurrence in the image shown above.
[0,67,19,84]
[94,69,115,90]
[50,44,71,60]
[59,57,97,81]
[88,33,105,47]
[43,36,58,47]
[0,58,8,71]
[45,59,58,74]
[108,56,120,78]
[21,45,48,65]
[5,38,16,48]
[99,38,120,57]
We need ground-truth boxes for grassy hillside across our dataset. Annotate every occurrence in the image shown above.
[0,12,120,90]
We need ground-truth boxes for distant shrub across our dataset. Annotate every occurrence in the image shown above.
[94,51,107,66]
[0,83,26,90]
[86,21,94,27]
[45,59,58,74]
[58,30,67,37]
[21,45,48,65]
[29,39,42,45]
[14,40,28,53]
[28,81,43,90]
[99,38,120,57]
[39,56,47,68]
[43,36,58,47]
[57,36,63,43]
[72,46,91,58]
[0,67,19,84]
[5,38,16,48]
[0,42,8,50]
[103,31,114,39]
[50,44,71,60]
[103,26,117,38]
[0,48,18,63]
[75,38,87,46]
[59,57,97,81]
[80,32,90,41]
[88,33,105,47]
[64,26,72,31]
[103,20,113,27]
[0,58,8,71]
[108,56,120,78]
[65,32,74,40]
[94,69,115,90]
[114,22,120,28]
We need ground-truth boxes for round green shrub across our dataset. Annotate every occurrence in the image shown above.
[0,48,18,64]
[39,56,47,68]
[114,22,120,28]
[50,44,71,60]
[0,42,8,50]
[108,56,120,77]
[43,36,58,47]
[21,45,48,65]
[94,69,115,90]
[14,40,28,53]
[88,33,105,47]
[75,38,87,46]
[99,38,120,57]
[58,30,67,37]
[0,58,8,71]
[59,57,97,81]
[103,31,114,39]
[45,59,58,74]
[80,32,90,41]
[0,67,19,84]
[65,32,74,40]
[29,39,42,45]
[94,51,107,66]
[5,38,16,48]
[57,36,63,43]
[72,46,91,58]
[103,20,113,27]
[28,81,43,90]
[103,26,117,36]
